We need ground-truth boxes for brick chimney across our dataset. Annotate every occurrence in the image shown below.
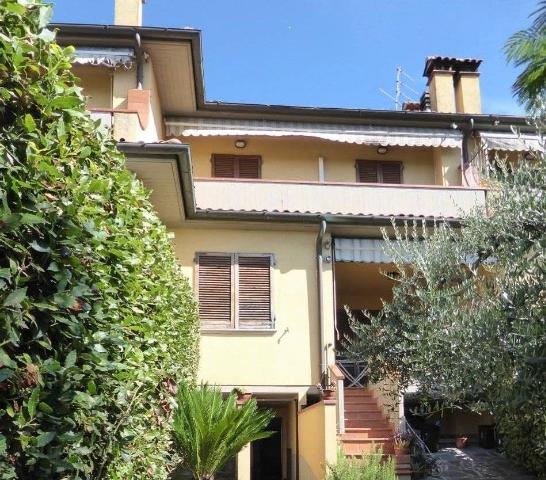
[115,0,145,26]
[423,56,482,114]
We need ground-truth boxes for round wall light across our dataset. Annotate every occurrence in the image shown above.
[235,139,247,149]
[376,146,388,155]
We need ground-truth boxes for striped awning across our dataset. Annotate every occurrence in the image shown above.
[479,131,543,152]
[73,47,135,69]
[166,118,463,149]
[335,238,401,263]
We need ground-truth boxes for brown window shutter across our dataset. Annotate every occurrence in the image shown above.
[237,255,272,329]
[212,155,236,178]
[212,154,261,179]
[197,254,233,329]
[356,160,379,183]
[237,156,261,179]
[380,162,402,184]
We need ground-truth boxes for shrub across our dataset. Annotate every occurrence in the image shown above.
[327,448,396,480]
[0,1,199,478]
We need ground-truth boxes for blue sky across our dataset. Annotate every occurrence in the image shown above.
[52,0,535,115]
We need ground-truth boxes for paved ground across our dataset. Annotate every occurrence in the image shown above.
[425,447,537,480]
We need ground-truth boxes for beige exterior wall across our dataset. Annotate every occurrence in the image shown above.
[172,225,332,387]
[433,148,462,186]
[299,402,326,480]
[74,66,113,109]
[141,58,165,142]
[186,136,441,185]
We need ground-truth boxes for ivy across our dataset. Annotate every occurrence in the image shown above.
[0,1,199,478]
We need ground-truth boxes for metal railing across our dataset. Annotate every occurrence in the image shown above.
[337,359,368,388]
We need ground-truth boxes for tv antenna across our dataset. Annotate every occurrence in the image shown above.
[380,66,420,110]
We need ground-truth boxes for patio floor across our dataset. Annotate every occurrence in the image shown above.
[425,447,537,479]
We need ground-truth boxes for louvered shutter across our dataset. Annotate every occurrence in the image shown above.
[212,155,236,178]
[356,160,379,183]
[237,156,261,179]
[380,162,402,184]
[197,254,233,329]
[237,255,272,329]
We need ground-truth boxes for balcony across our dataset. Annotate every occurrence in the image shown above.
[193,178,486,221]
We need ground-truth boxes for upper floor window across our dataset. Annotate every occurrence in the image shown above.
[212,154,262,179]
[356,160,403,184]
[196,253,274,330]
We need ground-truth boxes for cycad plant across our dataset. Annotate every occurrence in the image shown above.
[172,383,273,480]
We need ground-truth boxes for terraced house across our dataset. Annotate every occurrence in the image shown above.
[52,1,540,478]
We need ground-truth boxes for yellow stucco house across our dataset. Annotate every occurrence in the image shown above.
[52,1,540,478]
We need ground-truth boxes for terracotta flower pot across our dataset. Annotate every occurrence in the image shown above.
[322,388,336,401]
[455,436,468,449]
[236,392,252,405]
[394,445,410,456]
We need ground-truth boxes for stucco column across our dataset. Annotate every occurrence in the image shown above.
[237,444,251,480]
[323,401,338,470]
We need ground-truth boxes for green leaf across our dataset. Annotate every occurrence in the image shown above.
[0,349,16,369]
[0,368,14,383]
[38,402,53,414]
[20,213,45,225]
[0,434,6,455]
[30,240,51,253]
[36,431,56,448]
[3,287,27,307]
[37,28,55,43]
[53,292,75,308]
[0,268,10,279]
[64,350,77,368]
[24,114,36,132]
[38,5,52,28]
[28,387,40,418]
[87,380,97,395]
[50,95,80,109]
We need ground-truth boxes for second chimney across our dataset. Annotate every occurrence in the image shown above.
[115,0,144,26]
[423,56,482,114]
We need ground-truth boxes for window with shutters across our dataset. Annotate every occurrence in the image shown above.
[356,160,403,184]
[196,253,274,330]
[211,154,262,179]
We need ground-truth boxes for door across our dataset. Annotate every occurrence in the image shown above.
[251,417,282,480]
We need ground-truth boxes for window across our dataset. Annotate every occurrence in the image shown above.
[196,253,274,330]
[356,160,403,184]
[211,154,261,179]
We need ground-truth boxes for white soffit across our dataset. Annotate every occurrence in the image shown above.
[479,131,544,152]
[166,118,463,148]
[73,47,135,69]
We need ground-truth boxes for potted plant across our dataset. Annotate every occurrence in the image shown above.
[392,430,413,456]
[232,387,252,405]
[316,382,336,401]
[455,435,469,449]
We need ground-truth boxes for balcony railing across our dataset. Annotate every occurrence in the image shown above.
[193,178,487,220]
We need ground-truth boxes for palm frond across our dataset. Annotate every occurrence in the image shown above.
[172,383,274,479]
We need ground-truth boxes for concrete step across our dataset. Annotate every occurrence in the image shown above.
[345,405,384,413]
[344,395,377,403]
[345,388,374,397]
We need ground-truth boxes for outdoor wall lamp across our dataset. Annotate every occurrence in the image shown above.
[376,146,388,154]
[234,139,247,148]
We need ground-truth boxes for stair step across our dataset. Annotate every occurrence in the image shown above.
[342,441,394,455]
[345,411,387,420]
[345,406,383,413]
[344,395,377,403]
[345,388,373,397]
[345,419,391,429]
[341,429,393,440]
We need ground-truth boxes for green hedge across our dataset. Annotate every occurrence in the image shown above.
[0,1,199,478]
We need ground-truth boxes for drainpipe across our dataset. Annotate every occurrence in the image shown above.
[135,32,144,89]
[316,218,327,384]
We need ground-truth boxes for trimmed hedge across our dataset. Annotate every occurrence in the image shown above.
[0,1,199,478]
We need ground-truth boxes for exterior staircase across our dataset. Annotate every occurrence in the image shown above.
[339,388,412,479]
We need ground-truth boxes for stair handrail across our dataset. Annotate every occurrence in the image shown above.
[329,364,345,434]
[404,417,431,455]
